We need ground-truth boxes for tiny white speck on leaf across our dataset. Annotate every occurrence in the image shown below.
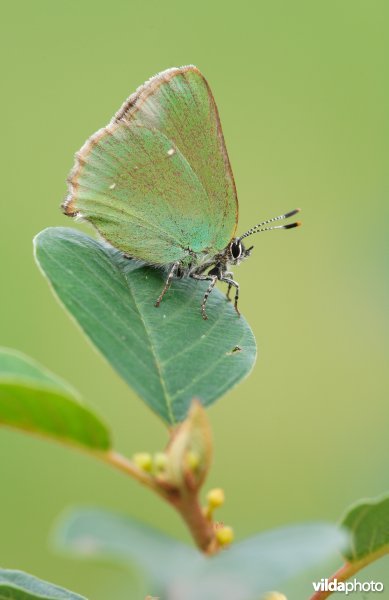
[167,148,175,156]
[109,183,116,189]
[74,535,101,555]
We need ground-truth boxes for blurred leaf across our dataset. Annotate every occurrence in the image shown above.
[54,507,199,594]
[0,348,110,451]
[178,522,347,600]
[54,508,345,600]
[0,568,87,599]
[341,494,389,562]
[34,227,257,425]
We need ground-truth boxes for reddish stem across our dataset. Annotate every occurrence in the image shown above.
[309,562,360,599]
[309,546,388,600]
[103,449,219,554]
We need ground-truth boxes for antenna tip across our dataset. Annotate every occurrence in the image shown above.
[285,208,301,219]
[284,221,302,229]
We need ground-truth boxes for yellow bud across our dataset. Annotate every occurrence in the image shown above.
[215,525,234,546]
[186,450,200,471]
[154,452,168,471]
[133,452,153,472]
[207,487,225,509]
[262,592,288,600]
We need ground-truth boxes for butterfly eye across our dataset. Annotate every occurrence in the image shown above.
[230,241,242,259]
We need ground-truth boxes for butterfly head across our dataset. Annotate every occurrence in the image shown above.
[226,209,301,267]
[228,239,254,266]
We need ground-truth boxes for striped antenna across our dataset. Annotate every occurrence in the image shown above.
[238,209,301,241]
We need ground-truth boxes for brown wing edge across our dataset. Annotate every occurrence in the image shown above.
[62,125,115,216]
[62,65,239,240]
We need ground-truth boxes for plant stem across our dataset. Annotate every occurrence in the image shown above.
[101,449,219,554]
[102,450,164,494]
[309,547,388,600]
[309,563,359,600]
[171,492,217,554]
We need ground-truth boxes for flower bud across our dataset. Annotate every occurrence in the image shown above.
[154,452,168,472]
[262,592,288,600]
[186,450,200,471]
[206,487,225,509]
[215,525,234,546]
[133,452,153,472]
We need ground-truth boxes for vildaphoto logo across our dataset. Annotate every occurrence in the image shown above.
[312,578,384,595]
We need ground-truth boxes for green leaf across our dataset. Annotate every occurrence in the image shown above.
[0,568,87,600]
[0,348,110,451]
[341,493,389,563]
[34,227,257,425]
[55,508,345,600]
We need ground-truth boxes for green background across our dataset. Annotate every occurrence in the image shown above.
[1,0,388,597]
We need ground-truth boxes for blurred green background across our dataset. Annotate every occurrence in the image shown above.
[1,0,388,598]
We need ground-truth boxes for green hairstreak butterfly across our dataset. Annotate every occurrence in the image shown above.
[62,65,301,319]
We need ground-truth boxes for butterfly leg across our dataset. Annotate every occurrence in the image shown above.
[155,261,180,308]
[224,271,234,301]
[221,277,240,316]
[191,274,218,320]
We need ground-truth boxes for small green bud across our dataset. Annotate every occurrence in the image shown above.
[154,452,168,471]
[186,450,200,471]
[206,487,225,509]
[215,525,234,546]
[133,452,153,472]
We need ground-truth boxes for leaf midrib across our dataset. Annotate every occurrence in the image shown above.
[113,260,176,425]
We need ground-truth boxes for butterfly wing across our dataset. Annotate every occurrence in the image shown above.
[63,66,238,265]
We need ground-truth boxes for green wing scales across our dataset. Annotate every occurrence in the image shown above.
[63,66,238,265]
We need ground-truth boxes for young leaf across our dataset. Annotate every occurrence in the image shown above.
[34,227,257,425]
[341,494,389,563]
[0,348,110,451]
[166,400,212,490]
[0,568,87,599]
[55,508,345,600]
